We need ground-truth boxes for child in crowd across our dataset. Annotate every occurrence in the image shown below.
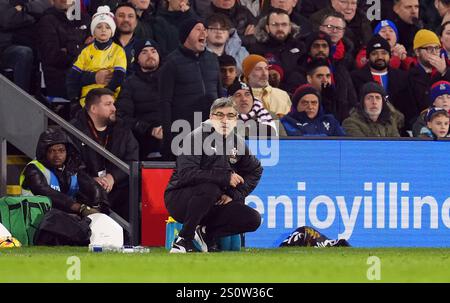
[66,6,127,107]
[419,107,450,139]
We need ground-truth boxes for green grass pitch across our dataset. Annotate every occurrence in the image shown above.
[1,247,449,283]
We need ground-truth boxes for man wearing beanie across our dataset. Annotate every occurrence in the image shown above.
[116,39,163,160]
[159,17,221,160]
[66,5,127,112]
[406,28,450,129]
[412,80,450,136]
[280,84,345,137]
[342,82,402,137]
[352,35,409,128]
[227,78,280,137]
[355,20,412,69]
[241,54,291,117]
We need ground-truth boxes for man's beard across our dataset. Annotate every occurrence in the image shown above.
[370,59,388,71]
[269,32,288,42]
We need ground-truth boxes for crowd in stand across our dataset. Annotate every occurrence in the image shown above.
[4,0,450,216]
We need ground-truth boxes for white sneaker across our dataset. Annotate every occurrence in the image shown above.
[193,226,208,252]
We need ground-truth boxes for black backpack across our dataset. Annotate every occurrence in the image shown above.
[34,209,91,246]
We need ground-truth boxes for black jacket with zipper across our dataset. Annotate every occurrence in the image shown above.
[166,121,263,202]
[159,46,222,159]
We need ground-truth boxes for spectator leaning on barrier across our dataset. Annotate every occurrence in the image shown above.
[66,6,127,112]
[342,82,401,137]
[71,88,139,221]
[116,39,163,160]
[241,54,292,118]
[159,18,222,160]
[165,97,262,253]
[20,126,110,217]
[413,80,450,136]
[280,84,345,136]
[418,106,450,138]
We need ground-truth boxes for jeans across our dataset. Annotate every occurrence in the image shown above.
[1,45,33,92]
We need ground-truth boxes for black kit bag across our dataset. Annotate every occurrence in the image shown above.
[34,208,92,246]
[279,226,351,247]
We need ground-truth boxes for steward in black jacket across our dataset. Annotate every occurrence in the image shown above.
[165,98,262,253]
[20,126,109,217]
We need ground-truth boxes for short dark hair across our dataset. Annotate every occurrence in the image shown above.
[210,97,238,114]
[84,88,115,110]
[320,11,346,26]
[440,21,450,36]
[266,8,290,26]
[306,58,330,76]
[114,2,137,15]
[206,13,233,30]
[218,54,237,67]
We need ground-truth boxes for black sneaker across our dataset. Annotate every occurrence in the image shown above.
[193,225,208,252]
[170,237,196,253]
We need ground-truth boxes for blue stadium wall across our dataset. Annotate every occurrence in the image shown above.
[245,139,450,247]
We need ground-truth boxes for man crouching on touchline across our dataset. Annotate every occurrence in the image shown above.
[165,97,262,253]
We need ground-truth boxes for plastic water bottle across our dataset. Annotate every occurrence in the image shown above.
[121,245,150,253]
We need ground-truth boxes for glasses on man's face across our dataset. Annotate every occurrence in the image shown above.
[212,112,238,119]
[207,27,229,33]
[269,22,290,28]
[338,0,358,7]
[320,24,345,32]
[420,46,441,53]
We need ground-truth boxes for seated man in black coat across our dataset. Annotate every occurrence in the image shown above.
[116,39,163,160]
[20,126,109,217]
[71,88,139,220]
[165,97,262,253]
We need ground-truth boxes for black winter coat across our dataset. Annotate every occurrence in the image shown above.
[116,68,162,158]
[37,7,90,98]
[406,66,450,128]
[159,46,222,159]
[166,121,263,202]
[351,66,410,123]
[0,0,49,51]
[21,126,108,213]
[70,110,139,186]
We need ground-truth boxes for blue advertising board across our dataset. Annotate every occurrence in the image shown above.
[245,139,450,247]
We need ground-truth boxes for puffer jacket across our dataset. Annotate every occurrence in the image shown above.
[20,126,109,213]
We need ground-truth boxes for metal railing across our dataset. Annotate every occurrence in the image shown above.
[0,74,139,245]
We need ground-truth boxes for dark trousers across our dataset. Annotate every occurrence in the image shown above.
[1,45,33,92]
[165,183,261,241]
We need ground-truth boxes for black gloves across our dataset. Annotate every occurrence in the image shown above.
[79,204,100,217]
